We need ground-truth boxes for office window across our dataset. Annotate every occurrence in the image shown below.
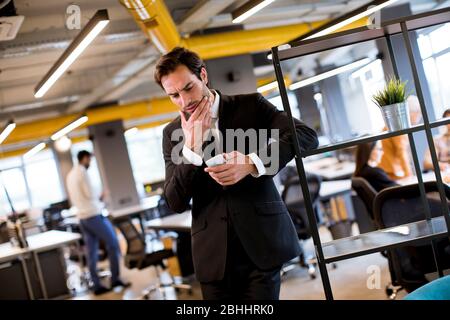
[70,140,103,197]
[0,165,30,213]
[126,124,166,197]
[23,149,64,209]
[417,23,450,118]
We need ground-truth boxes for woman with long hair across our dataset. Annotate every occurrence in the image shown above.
[354,141,398,192]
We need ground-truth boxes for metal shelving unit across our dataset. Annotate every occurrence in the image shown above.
[272,7,450,300]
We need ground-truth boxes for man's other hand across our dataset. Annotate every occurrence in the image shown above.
[205,151,257,186]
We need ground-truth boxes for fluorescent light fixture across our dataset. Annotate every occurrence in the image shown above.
[0,121,16,145]
[51,116,88,141]
[303,0,400,40]
[232,0,276,24]
[289,58,371,90]
[257,81,279,93]
[351,58,382,79]
[125,127,139,137]
[34,10,109,98]
[23,142,46,160]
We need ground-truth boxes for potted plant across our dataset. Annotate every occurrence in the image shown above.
[373,77,411,131]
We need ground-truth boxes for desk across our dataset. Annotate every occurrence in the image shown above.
[0,230,81,299]
[319,180,354,224]
[145,211,191,233]
[109,196,160,232]
[319,180,352,201]
[304,158,355,180]
[146,211,193,277]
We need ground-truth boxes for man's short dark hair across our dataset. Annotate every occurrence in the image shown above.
[77,150,91,163]
[154,47,206,88]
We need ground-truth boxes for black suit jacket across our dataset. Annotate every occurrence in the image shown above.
[162,92,318,282]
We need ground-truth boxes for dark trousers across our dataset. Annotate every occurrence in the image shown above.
[200,217,281,300]
[79,214,121,290]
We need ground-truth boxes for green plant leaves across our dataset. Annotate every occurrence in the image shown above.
[372,77,409,108]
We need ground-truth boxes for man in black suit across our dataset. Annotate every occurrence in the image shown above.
[155,47,318,300]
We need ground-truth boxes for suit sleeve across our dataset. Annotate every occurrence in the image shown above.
[253,93,319,176]
[162,125,202,213]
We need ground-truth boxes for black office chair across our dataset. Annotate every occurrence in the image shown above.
[42,207,66,231]
[373,181,450,298]
[351,177,378,233]
[115,216,192,299]
[281,173,322,279]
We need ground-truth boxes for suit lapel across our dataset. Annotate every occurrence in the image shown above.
[217,91,231,152]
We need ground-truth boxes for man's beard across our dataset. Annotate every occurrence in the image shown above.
[185,84,210,120]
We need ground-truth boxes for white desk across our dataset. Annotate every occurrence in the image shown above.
[27,230,81,252]
[0,230,81,299]
[146,211,191,232]
[108,195,160,219]
[319,180,352,200]
[304,158,355,180]
[0,243,26,264]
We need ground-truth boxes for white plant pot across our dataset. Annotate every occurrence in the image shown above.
[379,102,411,131]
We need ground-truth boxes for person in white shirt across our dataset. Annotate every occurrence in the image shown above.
[66,150,129,295]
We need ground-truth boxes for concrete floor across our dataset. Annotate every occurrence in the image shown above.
[70,225,407,300]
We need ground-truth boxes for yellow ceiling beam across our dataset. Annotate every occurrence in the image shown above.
[119,0,180,53]
[2,97,178,146]
[183,21,327,60]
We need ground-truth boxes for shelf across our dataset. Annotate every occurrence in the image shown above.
[430,117,450,129]
[322,216,449,264]
[301,124,424,158]
[276,7,450,61]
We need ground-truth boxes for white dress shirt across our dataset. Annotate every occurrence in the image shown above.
[182,90,266,177]
[66,164,102,220]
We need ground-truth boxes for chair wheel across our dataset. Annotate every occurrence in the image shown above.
[309,273,316,280]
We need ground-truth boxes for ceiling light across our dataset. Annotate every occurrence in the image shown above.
[0,120,16,145]
[257,81,279,93]
[51,116,88,141]
[54,136,72,153]
[23,142,46,160]
[34,9,109,98]
[232,0,276,24]
[351,58,382,79]
[303,0,400,40]
[289,58,371,90]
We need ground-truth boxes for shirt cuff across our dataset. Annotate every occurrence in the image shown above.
[248,153,266,178]
[182,145,203,166]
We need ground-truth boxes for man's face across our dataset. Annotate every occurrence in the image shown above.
[81,156,91,169]
[161,64,210,117]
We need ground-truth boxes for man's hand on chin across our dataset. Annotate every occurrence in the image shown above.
[205,151,257,186]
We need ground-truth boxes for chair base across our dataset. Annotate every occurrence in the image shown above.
[140,267,193,300]
[385,283,403,300]
[282,254,318,280]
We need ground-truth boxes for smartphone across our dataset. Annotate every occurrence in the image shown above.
[205,154,225,167]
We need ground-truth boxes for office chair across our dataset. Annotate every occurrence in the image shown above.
[114,216,192,299]
[373,181,450,299]
[281,173,322,279]
[351,177,378,233]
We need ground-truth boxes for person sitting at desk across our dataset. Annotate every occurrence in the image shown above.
[378,95,422,180]
[423,109,450,172]
[66,150,130,295]
[354,141,398,192]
